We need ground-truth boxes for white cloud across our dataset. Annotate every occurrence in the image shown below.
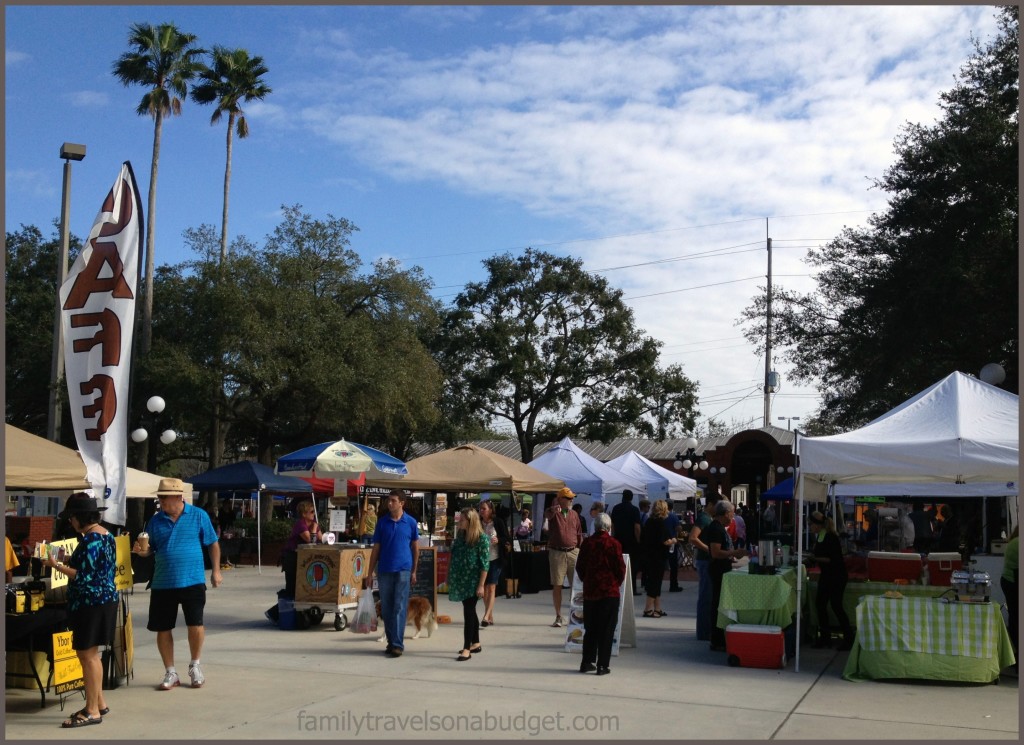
[68,90,109,107]
[5,49,29,67]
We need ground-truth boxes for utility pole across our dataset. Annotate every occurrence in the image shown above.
[763,218,772,427]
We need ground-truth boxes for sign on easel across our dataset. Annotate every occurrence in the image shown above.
[113,534,133,590]
[563,554,635,654]
[53,631,84,696]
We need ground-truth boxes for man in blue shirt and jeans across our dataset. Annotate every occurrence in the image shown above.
[364,490,419,657]
[135,478,221,690]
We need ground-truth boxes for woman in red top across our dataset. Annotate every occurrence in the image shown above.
[574,512,625,675]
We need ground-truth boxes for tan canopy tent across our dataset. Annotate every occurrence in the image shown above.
[364,444,565,492]
[5,423,91,491]
[5,423,191,502]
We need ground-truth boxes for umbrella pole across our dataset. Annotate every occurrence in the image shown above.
[360,487,370,542]
[507,491,517,598]
[257,491,262,575]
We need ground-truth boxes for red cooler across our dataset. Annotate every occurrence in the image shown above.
[725,624,786,669]
[867,551,922,582]
[926,552,962,586]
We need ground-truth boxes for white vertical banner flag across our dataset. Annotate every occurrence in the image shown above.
[59,162,142,526]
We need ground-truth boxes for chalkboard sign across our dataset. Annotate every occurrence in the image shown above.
[410,546,438,612]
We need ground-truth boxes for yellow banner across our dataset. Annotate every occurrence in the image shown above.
[114,534,133,590]
[52,631,84,693]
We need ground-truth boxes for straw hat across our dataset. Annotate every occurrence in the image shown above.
[156,478,185,496]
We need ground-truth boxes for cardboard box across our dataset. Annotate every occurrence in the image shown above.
[725,624,786,669]
[294,545,369,606]
[867,551,922,583]
[926,552,963,586]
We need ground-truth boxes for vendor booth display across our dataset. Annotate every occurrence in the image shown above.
[190,460,313,572]
[365,445,565,599]
[842,595,1014,683]
[291,544,371,630]
[796,371,1019,675]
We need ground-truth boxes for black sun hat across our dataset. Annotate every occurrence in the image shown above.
[58,492,107,519]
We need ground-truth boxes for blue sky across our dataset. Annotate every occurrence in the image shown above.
[5,5,1001,436]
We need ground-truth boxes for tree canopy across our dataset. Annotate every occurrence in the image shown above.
[435,248,699,461]
[740,7,1018,431]
[5,224,81,440]
[134,206,444,470]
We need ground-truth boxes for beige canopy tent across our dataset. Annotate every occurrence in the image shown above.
[363,444,565,541]
[5,423,92,491]
[364,444,565,492]
[5,423,191,503]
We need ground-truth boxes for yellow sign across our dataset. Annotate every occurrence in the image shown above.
[46,539,79,589]
[114,534,133,590]
[52,631,84,694]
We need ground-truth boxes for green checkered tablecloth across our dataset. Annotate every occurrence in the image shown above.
[717,565,806,629]
[807,580,950,634]
[843,596,1016,683]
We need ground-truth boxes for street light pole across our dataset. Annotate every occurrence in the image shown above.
[777,415,800,431]
[47,142,86,442]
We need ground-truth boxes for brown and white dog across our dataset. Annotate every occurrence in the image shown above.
[375,596,437,641]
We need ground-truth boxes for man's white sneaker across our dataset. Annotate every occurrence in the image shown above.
[188,663,205,688]
[551,615,565,628]
[158,671,180,690]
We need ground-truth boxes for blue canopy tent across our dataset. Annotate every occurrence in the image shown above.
[190,461,313,573]
[762,477,794,500]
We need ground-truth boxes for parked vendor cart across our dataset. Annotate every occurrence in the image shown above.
[292,543,372,630]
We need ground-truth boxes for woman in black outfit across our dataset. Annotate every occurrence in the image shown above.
[639,500,676,617]
[705,500,746,651]
[807,511,853,650]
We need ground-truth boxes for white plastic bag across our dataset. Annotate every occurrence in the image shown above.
[350,591,377,634]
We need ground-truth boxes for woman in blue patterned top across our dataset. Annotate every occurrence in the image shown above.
[448,507,490,661]
[44,493,118,728]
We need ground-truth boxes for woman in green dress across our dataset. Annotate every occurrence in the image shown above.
[449,507,490,661]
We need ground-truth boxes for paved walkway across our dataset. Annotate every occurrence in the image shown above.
[4,566,1018,740]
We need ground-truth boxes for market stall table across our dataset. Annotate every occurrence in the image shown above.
[517,549,553,594]
[717,565,805,630]
[842,595,1015,683]
[807,579,951,635]
[5,605,69,707]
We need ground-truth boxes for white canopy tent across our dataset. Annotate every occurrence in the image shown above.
[793,371,1020,671]
[605,450,697,501]
[528,437,646,533]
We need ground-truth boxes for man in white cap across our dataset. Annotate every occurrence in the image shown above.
[544,487,583,627]
[134,478,222,690]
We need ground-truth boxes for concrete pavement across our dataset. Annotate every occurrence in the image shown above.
[4,565,1019,740]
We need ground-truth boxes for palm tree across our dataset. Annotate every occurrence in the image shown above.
[112,22,204,355]
[191,47,272,264]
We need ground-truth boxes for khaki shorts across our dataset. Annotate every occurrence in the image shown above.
[548,547,579,585]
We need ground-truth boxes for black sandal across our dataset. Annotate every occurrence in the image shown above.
[643,610,657,617]
[62,711,102,728]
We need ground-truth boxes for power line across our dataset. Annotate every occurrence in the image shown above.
[625,275,762,300]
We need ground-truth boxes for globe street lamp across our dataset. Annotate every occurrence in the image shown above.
[131,396,177,472]
[673,436,708,475]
